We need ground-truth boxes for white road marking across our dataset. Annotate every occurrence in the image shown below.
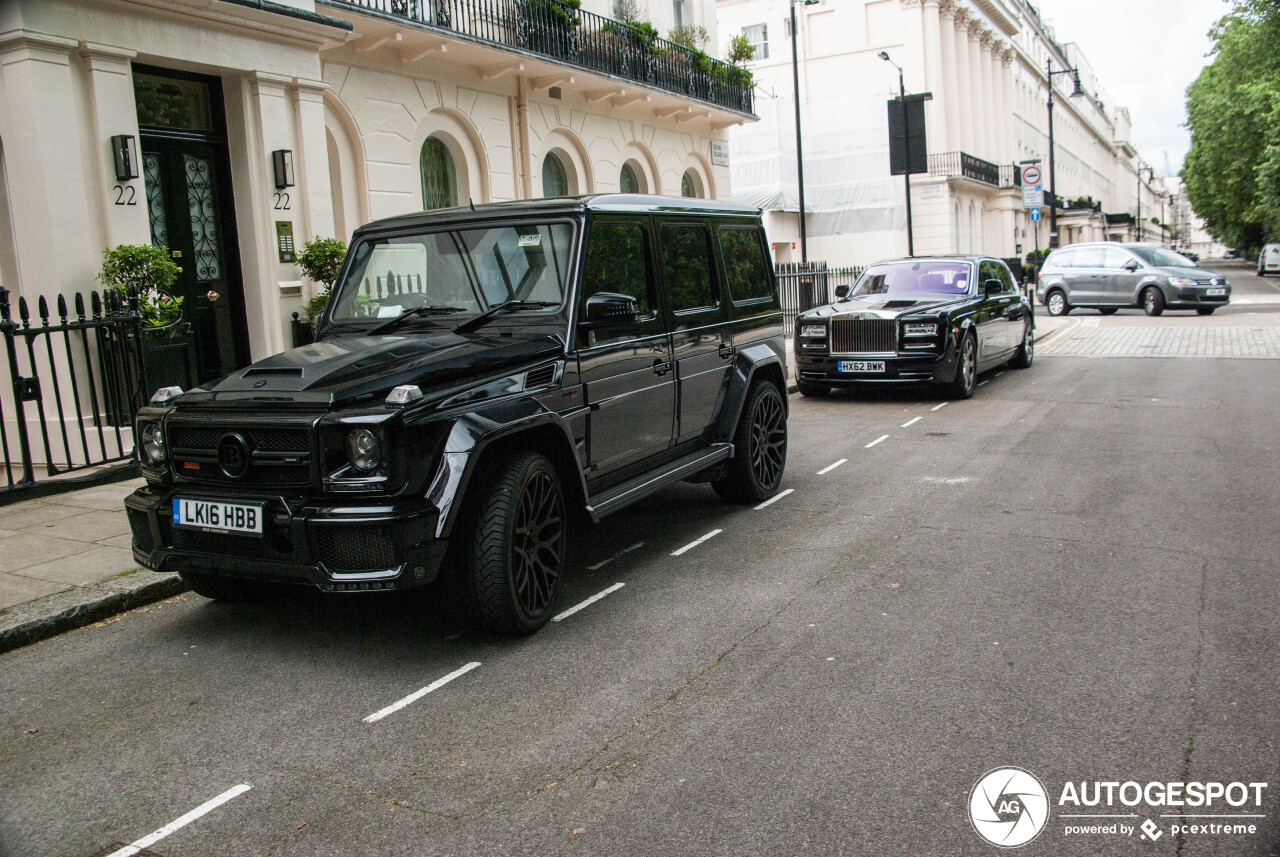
[105,784,252,857]
[977,379,989,387]
[817,459,847,475]
[931,401,949,411]
[754,488,794,510]
[921,476,972,484]
[671,529,722,556]
[901,416,922,428]
[553,582,625,622]
[363,662,481,723]
[993,371,1006,378]
[587,541,645,571]
[865,435,889,448]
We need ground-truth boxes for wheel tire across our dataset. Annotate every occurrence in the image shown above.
[464,450,566,635]
[1197,307,1216,316]
[1142,286,1165,316]
[713,380,787,504]
[1098,307,1119,316]
[1045,289,1069,316]
[946,332,978,399]
[181,570,279,603]
[1009,320,1034,369]
[796,380,829,398]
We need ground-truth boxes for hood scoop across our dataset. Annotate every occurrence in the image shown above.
[883,300,919,309]
[242,367,304,378]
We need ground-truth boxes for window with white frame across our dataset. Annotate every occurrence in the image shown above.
[743,24,768,60]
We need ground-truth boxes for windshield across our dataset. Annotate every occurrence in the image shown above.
[1129,246,1196,268]
[329,222,574,323]
[851,261,973,297]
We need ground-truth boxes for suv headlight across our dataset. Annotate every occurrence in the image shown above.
[800,324,826,338]
[1168,276,1197,287]
[141,423,166,464]
[346,428,384,473]
[903,322,937,337]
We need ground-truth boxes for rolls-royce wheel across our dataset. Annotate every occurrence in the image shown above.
[1098,308,1119,315]
[1045,289,1069,316]
[946,332,977,399]
[796,380,829,398]
[1142,286,1165,316]
[181,570,280,602]
[714,379,787,504]
[1196,307,1216,316]
[1009,320,1034,369]
[466,450,566,635]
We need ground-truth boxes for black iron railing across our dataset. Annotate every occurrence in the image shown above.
[324,0,754,114]
[777,262,864,333]
[928,151,1006,188]
[0,286,148,498]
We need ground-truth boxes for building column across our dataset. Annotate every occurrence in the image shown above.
[938,0,961,156]
[288,78,335,246]
[1000,47,1016,164]
[920,0,948,153]
[79,42,151,250]
[952,8,974,154]
[970,23,990,160]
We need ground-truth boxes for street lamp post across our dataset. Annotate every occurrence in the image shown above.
[1045,59,1083,249]
[879,51,914,256]
[789,0,820,263]
[1136,164,1153,243]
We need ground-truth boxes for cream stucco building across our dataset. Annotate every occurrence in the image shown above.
[716,0,1172,267]
[0,0,751,393]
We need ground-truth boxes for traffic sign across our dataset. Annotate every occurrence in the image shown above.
[1022,164,1042,186]
[1030,208,1041,222]
[1022,183,1044,209]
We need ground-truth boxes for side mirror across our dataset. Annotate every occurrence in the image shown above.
[1123,259,1140,271]
[984,278,1003,297]
[834,284,851,300]
[583,292,640,328]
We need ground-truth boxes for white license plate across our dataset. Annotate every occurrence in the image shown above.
[1206,288,1226,296]
[172,498,264,536]
[838,360,886,373]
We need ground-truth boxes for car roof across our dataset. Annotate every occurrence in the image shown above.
[354,194,761,234]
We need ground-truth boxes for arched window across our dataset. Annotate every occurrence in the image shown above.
[620,161,640,194]
[681,169,701,199]
[420,136,457,210]
[542,152,569,197]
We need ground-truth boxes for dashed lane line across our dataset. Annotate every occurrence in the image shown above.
[901,417,922,428]
[754,488,794,510]
[865,435,889,448]
[817,459,847,475]
[671,529,722,557]
[104,784,253,857]
[931,401,949,411]
[363,662,482,723]
[553,583,625,622]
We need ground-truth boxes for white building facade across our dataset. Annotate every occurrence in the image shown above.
[0,0,750,394]
[716,0,1171,268]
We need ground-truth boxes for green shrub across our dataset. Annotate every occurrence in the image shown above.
[296,236,347,322]
[97,244,183,329]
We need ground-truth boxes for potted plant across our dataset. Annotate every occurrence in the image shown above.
[293,236,347,347]
[521,0,581,60]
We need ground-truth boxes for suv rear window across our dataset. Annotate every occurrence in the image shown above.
[660,223,718,312]
[718,226,772,303]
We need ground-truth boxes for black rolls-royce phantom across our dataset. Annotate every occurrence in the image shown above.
[793,256,1035,398]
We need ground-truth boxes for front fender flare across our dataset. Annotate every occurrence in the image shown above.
[713,340,788,444]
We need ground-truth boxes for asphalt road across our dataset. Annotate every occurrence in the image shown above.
[2,265,1278,857]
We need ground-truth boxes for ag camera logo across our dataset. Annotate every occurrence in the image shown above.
[969,767,1050,848]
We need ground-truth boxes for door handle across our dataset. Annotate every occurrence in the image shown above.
[718,344,734,359]
[652,359,671,376]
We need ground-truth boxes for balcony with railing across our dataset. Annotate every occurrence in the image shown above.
[320,0,755,116]
[927,151,1015,188]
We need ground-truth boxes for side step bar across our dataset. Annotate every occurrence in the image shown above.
[585,443,733,522]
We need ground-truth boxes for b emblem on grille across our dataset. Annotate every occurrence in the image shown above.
[217,433,251,479]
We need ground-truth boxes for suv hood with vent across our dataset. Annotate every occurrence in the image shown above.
[176,331,565,409]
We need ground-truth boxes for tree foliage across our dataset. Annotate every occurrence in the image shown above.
[97,244,184,328]
[1182,1,1280,249]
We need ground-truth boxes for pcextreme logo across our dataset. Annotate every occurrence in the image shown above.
[969,767,1050,848]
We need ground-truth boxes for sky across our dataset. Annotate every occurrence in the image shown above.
[1033,0,1230,178]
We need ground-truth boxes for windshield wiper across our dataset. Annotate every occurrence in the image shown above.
[452,300,559,335]
[367,305,465,336]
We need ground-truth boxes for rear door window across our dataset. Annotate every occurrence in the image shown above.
[717,225,773,303]
[658,223,718,313]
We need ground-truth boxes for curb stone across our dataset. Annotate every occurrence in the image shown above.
[0,571,187,656]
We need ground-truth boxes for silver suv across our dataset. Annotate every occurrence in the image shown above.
[1036,242,1230,316]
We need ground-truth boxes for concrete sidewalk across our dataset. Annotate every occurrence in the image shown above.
[0,478,183,653]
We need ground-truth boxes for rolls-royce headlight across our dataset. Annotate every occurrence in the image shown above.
[346,428,384,473]
[903,323,937,337]
[141,423,166,464]
[800,324,826,338]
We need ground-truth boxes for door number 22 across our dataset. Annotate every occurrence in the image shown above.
[273,192,291,210]
[113,185,137,206]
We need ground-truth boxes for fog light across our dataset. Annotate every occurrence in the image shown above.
[141,423,166,464]
[346,428,383,472]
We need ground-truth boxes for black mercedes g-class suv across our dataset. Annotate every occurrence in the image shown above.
[125,195,788,634]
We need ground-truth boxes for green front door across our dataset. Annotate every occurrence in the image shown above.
[135,65,251,383]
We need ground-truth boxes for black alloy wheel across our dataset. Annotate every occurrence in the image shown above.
[467,451,566,634]
[948,332,977,399]
[714,380,787,503]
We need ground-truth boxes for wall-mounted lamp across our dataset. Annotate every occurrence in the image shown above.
[111,134,138,181]
[272,149,295,189]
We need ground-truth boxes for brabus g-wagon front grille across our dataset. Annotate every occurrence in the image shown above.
[830,318,897,355]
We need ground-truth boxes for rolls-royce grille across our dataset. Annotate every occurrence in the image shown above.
[315,526,399,572]
[830,318,897,354]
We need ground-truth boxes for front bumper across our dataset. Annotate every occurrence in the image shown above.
[1168,286,1231,309]
[795,338,958,386]
[124,486,448,593]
